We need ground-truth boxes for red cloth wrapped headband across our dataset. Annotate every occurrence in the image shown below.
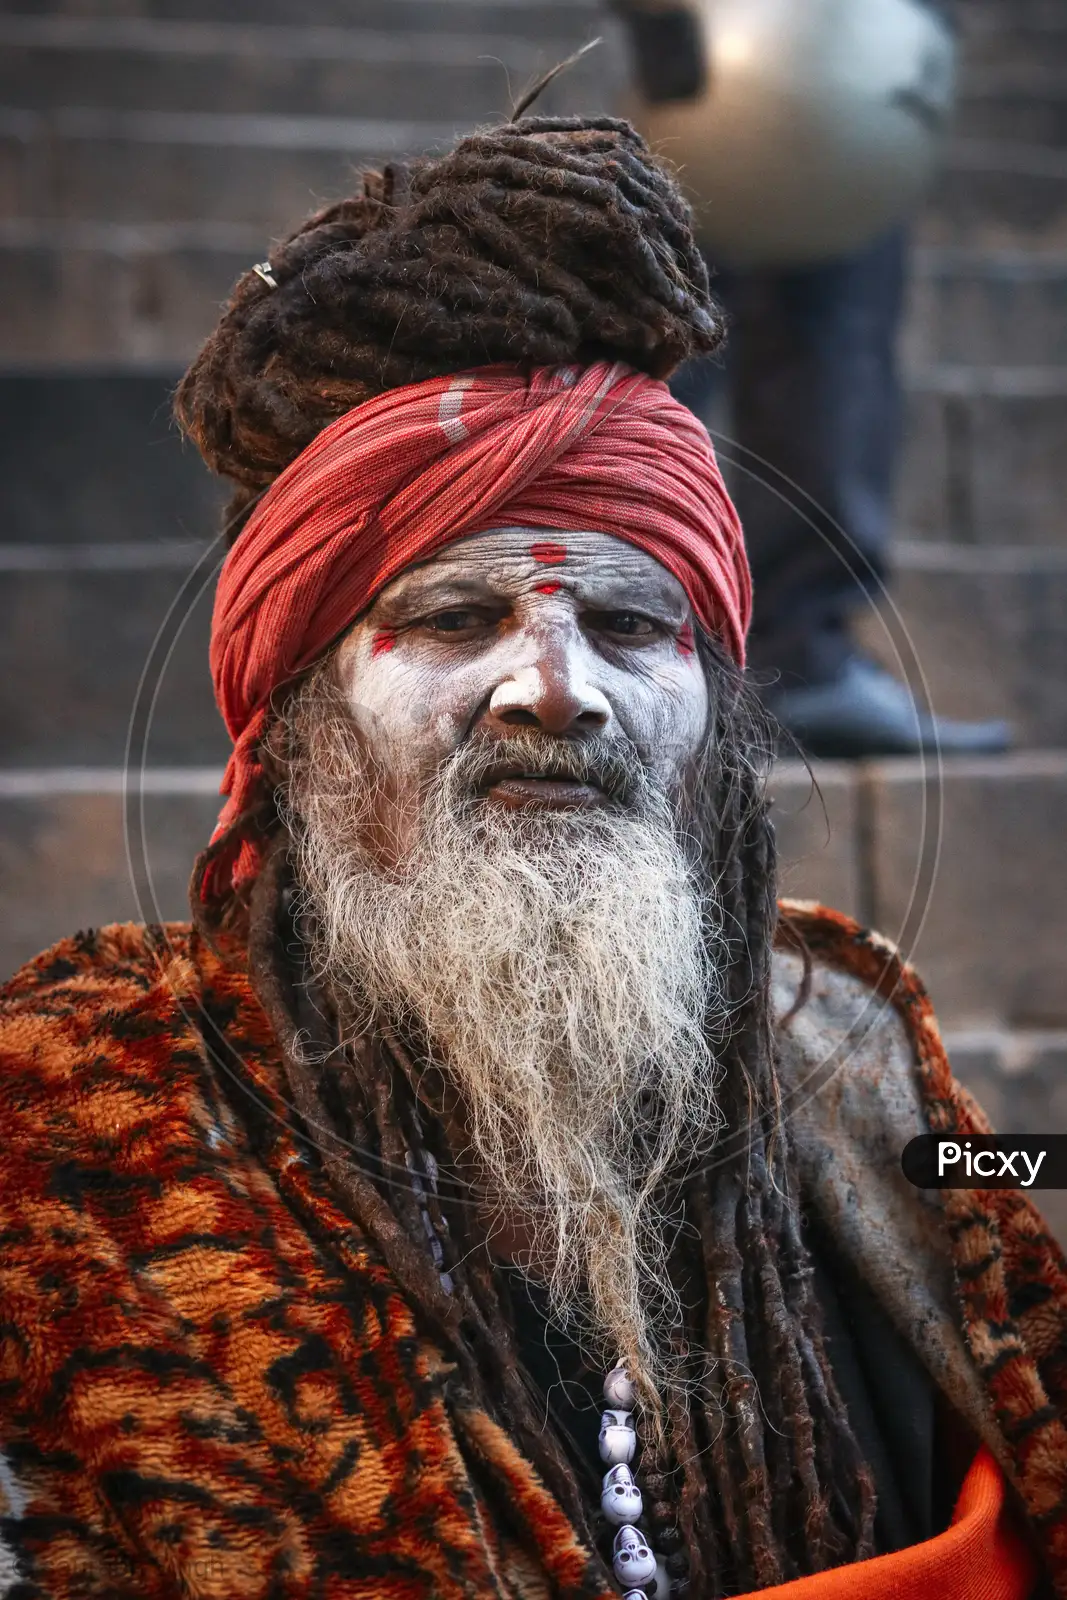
[206,360,751,902]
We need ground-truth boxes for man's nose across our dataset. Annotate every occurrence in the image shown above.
[487,656,612,736]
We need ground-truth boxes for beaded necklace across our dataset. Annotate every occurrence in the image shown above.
[599,1364,671,1598]
[405,1147,676,1594]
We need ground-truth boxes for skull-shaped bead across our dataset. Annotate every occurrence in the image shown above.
[600,1462,643,1525]
[598,1409,636,1466]
[604,1363,636,1409]
[612,1524,657,1587]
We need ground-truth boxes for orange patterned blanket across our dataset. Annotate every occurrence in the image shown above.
[0,905,1064,1598]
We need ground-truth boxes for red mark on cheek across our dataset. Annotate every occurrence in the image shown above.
[371,630,396,656]
[535,582,562,595]
[677,622,695,656]
[529,541,567,565]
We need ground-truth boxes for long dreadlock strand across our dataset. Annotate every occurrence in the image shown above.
[248,843,602,1545]
[247,845,462,1335]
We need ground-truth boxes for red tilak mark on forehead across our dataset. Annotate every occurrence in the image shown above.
[371,630,396,656]
[535,582,562,595]
[529,541,567,565]
[677,622,696,655]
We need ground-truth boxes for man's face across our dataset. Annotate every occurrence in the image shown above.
[293,529,723,1392]
[333,527,709,860]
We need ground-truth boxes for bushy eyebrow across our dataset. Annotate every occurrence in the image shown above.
[371,565,688,624]
[579,578,686,620]
[371,576,495,616]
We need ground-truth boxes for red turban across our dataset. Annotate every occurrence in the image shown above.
[206,361,750,903]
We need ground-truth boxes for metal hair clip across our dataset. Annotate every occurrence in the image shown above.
[251,260,278,289]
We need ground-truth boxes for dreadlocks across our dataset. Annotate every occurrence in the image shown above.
[183,114,876,1595]
[175,114,722,544]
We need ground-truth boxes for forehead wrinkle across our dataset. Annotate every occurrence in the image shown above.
[369,528,690,620]
[478,527,691,616]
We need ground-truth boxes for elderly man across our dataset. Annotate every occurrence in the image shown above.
[0,115,1064,1600]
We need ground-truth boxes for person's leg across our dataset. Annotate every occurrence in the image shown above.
[719,226,906,688]
[673,231,1008,756]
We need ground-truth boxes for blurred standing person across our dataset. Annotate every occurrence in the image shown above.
[612,0,1011,757]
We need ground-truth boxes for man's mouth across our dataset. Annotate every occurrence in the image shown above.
[460,736,639,811]
[479,767,609,810]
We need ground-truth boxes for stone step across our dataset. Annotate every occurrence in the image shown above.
[856,541,1067,747]
[0,0,1044,52]
[777,761,1067,1248]
[0,369,224,541]
[767,754,1067,1033]
[0,562,227,766]
[0,773,223,984]
[964,0,1067,35]
[965,41,1067,79]
[8,24,1065,148]
[0,110,469,232]
[1,0,1054,59]
[960,1,1067,76]
[955,71,1067,148]
[863,751,1067,1030]
[943,1027,1067,1125]
[966,64,1067,97]
[8,366,1059,562]
[0,18,616,122]
[3,113,1065,243]
[899,378,1067,546]
[2,756,1065,1037]
[767,761,862,921]
[904,248,1067,368]
[920,139,1067,252]
[0,230,256,366]
[8,0,599,34]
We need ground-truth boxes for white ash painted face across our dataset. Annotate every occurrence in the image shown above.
[333,526,709,864]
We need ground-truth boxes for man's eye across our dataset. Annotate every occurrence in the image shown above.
[424,609,489,633]
[594,612,658,638]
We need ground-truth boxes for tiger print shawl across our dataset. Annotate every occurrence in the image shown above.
[0,902,1065,1599]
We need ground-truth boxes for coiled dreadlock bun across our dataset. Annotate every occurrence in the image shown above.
[175,114,723,529]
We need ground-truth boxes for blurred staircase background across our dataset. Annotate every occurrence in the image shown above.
[2,0,1065,1225]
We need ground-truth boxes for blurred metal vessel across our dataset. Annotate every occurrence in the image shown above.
[620,0,957,267]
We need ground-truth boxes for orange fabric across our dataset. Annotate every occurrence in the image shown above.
[746,1448,1036,1600]
[2,910,1064,1598]
[206,360,749,904]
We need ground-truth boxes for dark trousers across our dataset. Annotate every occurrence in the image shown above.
[671,226,908,688]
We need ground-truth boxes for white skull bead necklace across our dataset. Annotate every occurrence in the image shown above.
[597,1363,671,1598]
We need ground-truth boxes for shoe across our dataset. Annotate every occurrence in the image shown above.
[766,656,1012,760]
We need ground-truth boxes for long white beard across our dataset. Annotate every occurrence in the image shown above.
[286,695,730,1399]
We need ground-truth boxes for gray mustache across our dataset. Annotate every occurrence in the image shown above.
[446,732,647,804]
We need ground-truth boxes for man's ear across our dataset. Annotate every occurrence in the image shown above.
[608,2,708,105]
